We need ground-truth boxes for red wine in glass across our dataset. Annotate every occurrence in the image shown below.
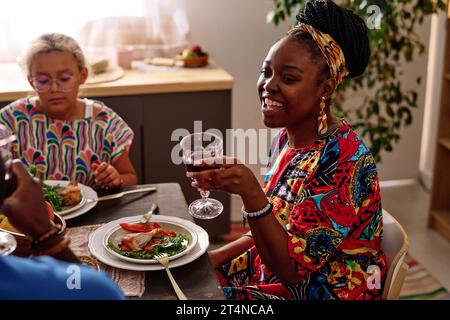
[183,149,221,172]
[184,162,221,172]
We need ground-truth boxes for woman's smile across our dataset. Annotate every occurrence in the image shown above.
[261,97,286,116]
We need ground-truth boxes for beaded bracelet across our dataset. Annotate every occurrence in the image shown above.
[241,202,272,219]
[241,202,273,227]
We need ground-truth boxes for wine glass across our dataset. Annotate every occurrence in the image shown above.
[180,132,223,219]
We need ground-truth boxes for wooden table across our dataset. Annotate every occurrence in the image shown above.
[66,183,225,300]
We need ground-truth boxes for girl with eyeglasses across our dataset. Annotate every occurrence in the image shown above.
[0,33,137,189]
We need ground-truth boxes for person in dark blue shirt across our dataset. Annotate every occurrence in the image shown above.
[0,160,125,300]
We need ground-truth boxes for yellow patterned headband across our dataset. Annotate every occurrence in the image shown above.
[287,23,349,86]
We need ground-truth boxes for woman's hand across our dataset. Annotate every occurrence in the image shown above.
[93,162,123,189]
[2,160,52,238]
[186,157,264,201]
[189,157,300,285]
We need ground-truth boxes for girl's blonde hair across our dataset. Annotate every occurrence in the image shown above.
[24,33,86,75]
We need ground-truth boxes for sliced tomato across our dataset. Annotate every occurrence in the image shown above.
[45,201,55,221]
[119,223,160,233]
[143,246,153,253]
[161,229,177,237]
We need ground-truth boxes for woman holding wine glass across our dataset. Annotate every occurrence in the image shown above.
[186,0,386,300]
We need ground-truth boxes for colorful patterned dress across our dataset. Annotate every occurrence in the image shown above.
[216,120,386,300]
[0,97,134,187]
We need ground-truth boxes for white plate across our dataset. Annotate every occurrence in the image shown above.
[103,216,198,264]
[44,180,98,220]
[88,215,209,271]
[43,180,87,215]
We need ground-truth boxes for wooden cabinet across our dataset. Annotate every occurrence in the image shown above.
[429,10,450,242]
[142,91,231,235]
[0,65,233,237]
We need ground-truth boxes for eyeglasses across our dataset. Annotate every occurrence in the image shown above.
[31,73,78,93]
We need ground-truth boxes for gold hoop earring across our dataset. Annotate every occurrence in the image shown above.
[318,96,328,135]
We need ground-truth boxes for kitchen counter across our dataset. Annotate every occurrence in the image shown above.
[0,62,233,102]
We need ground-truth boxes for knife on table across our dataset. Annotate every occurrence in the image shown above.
[91,186,157,202]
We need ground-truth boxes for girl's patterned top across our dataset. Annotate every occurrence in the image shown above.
[0,97,134,186]
[217,120,387,300]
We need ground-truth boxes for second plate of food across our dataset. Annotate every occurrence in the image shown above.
[43,180,87,215]
[103,215,198,264]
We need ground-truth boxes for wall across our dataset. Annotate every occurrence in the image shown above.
[419,11,447,190]
[185,0,432,220]
[374,17,431,182]
[185,0,291,134]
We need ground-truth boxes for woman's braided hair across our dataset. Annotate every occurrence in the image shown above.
[288,0,370,80]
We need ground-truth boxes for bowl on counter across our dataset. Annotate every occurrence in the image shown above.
[175,54,208,68]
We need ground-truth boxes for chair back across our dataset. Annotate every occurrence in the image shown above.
[381,209,409,300]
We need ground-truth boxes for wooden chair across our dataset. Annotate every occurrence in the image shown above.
[381,209,410,300]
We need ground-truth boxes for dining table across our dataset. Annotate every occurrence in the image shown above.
[66,182,226,300]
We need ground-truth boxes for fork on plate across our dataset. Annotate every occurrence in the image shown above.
[140,203,158,224]
[154,253,188,300]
